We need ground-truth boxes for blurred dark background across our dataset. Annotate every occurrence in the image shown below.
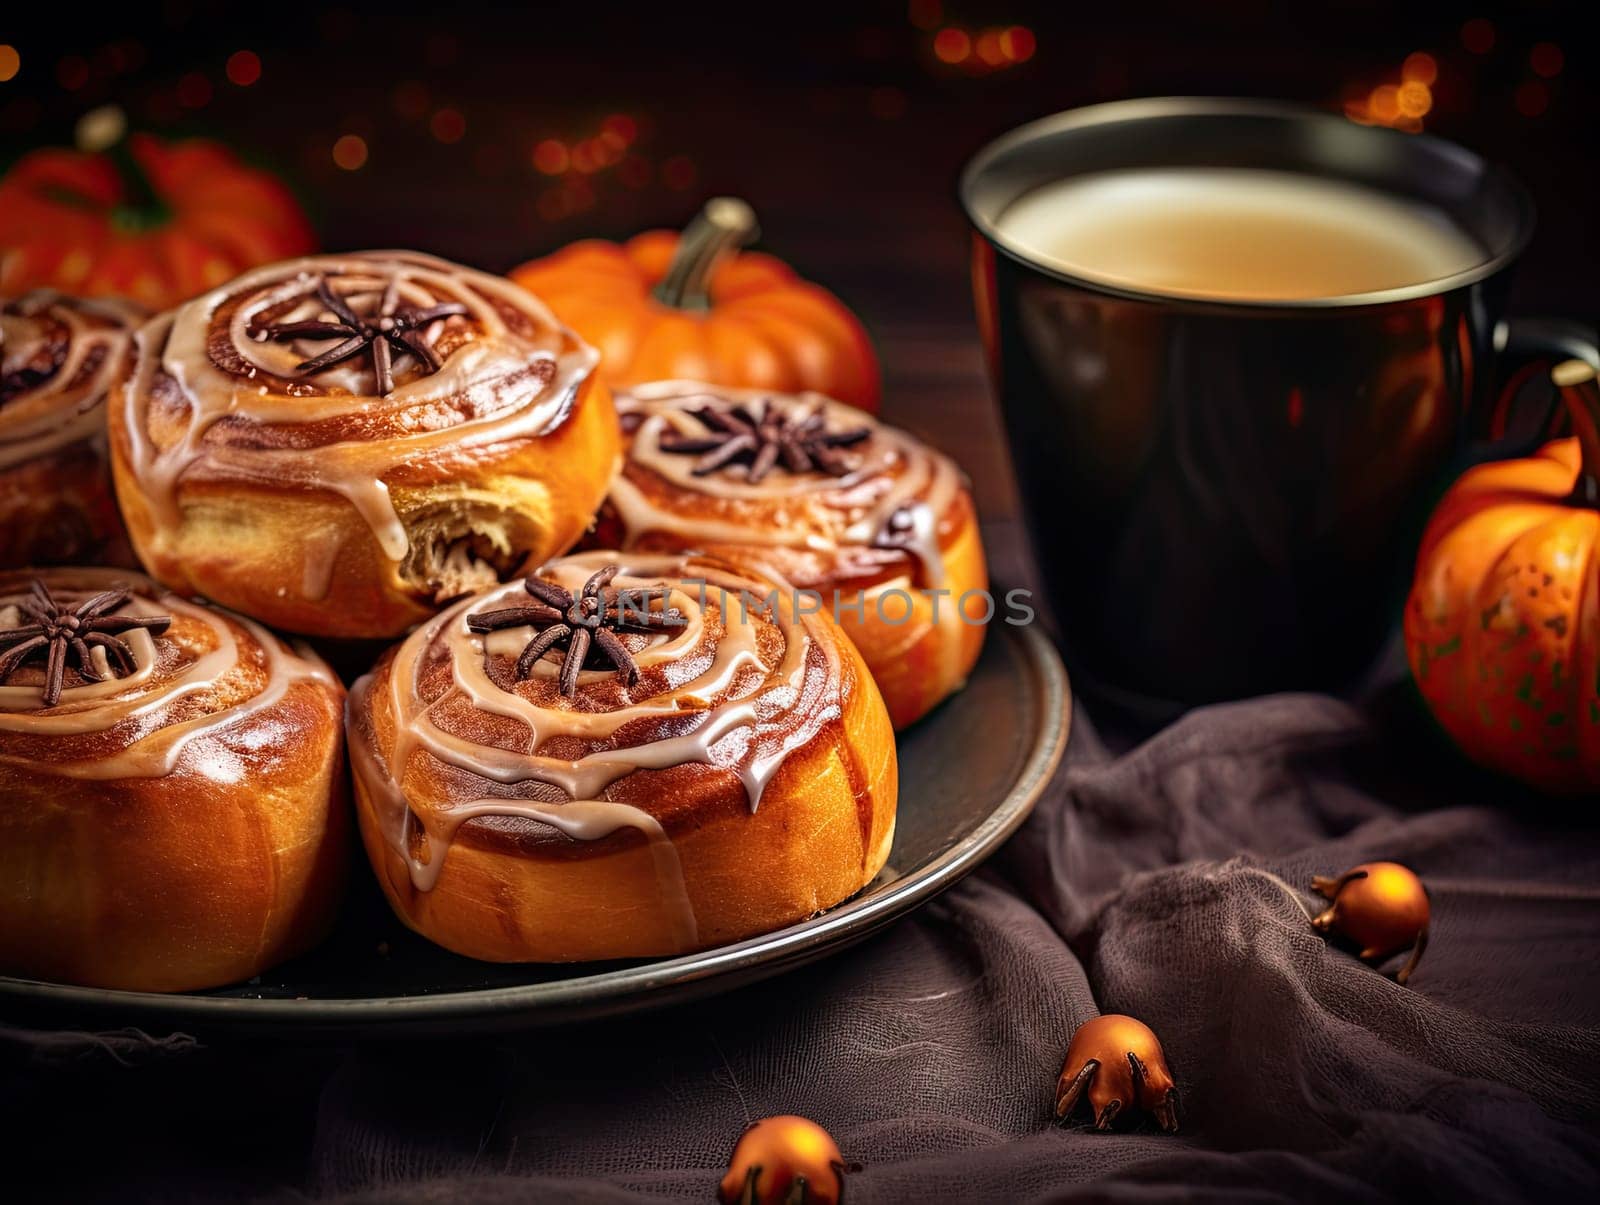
[1,0,1593,520]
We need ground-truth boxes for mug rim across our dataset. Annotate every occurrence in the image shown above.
[958,96,1537,313]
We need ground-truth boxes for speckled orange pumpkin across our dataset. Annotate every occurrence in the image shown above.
[1405,360,1600,793]
[0,131,314,309]
[511,198,881,411]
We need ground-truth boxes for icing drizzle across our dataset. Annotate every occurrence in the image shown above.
[0,570,340,780]
[0,291,139,471]
[348,551,846,950]
[610,380,963,589]
[116,251,598,574]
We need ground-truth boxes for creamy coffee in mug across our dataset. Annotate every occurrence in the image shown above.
[996,167,1486,302]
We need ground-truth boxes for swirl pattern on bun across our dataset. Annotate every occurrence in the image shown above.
[591,380,987,727]
[1,290,141,568]
[348,550,897,962]
[0,567,348,991]
[109,251,619,637]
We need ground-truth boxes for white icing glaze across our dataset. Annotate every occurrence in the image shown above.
[611,379,964,588]
[0,572,339,779]
[117,251,599,578]
[0,291,139,470]
[349,551,847,951]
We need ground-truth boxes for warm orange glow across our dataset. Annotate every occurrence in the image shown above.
[1000,26,1037,63]
[1461,18,1495,55]
[908,0,942,31]
[661,154,696,190]
[1530,42,1563,78]
[1368,84,1400,122]
[332,134,368,171]
[569,139,602,174]
[933,27,971,64]
[1515,80,1549,117]
[0,45,20,83]
[601,113,638,146]
[57,56,90,91]
[975,30,1007,67]
[225,50,261,86]
[430,107,466,143]
[1397,81,1432,118]
[1401,52,1436,85]
[176,71,212,108]
[532,139,568,175]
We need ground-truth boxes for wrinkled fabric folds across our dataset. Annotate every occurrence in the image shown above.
[4,679,1599,1203]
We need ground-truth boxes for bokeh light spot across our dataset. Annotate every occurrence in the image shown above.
[933,28,971,64]
[1515,80,1549,117]
[1461,18,1495,55]
[226,50,261,86]
[533,139,569,175]
[1401,52,1437,85]
[1530,43,1563,78]
[430,107,466,143]
[333,134,368,170]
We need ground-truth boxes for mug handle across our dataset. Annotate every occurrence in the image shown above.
[1485,317,1600,448]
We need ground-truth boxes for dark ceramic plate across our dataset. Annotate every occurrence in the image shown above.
[0,623,1069,1037]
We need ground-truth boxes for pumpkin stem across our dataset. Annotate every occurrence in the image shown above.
[1553,359,1600,508]
[652,197,759,312]
[75,109,171,233]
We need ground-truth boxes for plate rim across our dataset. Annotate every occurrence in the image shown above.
[0,622,1069,1029]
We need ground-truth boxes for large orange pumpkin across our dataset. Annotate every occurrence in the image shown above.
[511,197,880,411]
[0,128,314,309]
[1405,359,1600,793]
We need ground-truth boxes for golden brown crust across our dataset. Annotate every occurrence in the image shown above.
[0,291,141,569]
[0,567,348,991]
[346,551,897,962]
[107,252,620,638]
[593,380,986,727]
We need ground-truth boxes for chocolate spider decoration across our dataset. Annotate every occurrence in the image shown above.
[466,564,684,697]
[248,275,467,396]
[658,399,871,482]
[1054,1014,1179,1133]
[0,581,171,707]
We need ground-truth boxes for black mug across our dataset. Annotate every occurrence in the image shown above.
[961,98,1598,714]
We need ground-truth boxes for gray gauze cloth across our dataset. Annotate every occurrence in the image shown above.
[4,685,1599,1203]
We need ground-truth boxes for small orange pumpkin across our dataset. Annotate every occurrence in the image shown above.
[0,122,314,309]
[1405,359,1600,792]
[511,197,881,411]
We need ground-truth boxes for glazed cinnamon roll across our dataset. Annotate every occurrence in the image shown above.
[589,380,987,727]
[108,251,619,638]
[1,291,141,568]
[0,567,348,992]
[347,551,897,962]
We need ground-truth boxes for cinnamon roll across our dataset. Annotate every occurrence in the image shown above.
[0,567,348,992]
[589,380,987,727]
[347,551,897,962]
[108,251,619,638]
[1,291,141,569]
